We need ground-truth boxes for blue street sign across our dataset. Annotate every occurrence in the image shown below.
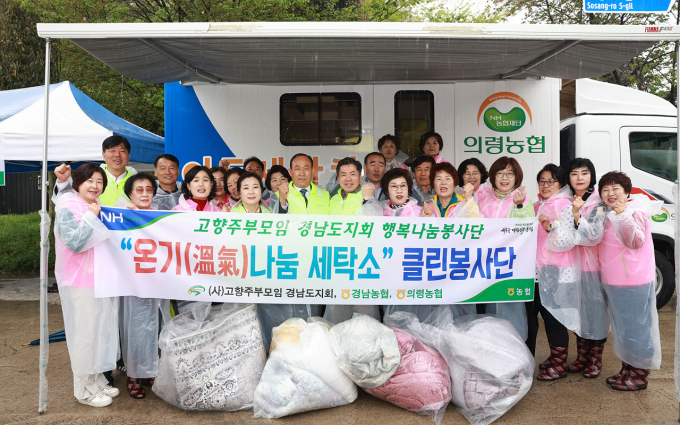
[584,0,673,12]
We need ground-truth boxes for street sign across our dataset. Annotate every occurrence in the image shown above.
[584,0,673,12]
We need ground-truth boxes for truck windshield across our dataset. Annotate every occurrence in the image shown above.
[629,131,677,182]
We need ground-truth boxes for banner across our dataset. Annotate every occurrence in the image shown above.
[94,207,538,305]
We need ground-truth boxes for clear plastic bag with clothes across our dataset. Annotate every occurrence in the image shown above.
[257,304,323,352]
[120,296,161,379]
[384,304,477,325]
[363,327,452,424]
[385,309,534,425]
[152,303,266,411]
[328,313,401,389]
[252,317,358,418]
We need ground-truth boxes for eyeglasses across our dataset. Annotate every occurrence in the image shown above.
[134,187,154,194]
[497,172,515,179]
[389,184,408,192]
[539,179,557,186]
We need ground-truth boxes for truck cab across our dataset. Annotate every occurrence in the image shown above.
[560,78,677,308]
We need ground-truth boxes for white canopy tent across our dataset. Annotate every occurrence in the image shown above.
[35,22,680,415]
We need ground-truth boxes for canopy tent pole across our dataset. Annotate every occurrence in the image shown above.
[675,40,680,423]
[38,37,51,415]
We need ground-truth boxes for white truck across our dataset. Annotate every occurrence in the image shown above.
[166,77,676,308]
[560,78,677,308]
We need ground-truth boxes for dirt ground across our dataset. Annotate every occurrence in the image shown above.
[0,275,678,425]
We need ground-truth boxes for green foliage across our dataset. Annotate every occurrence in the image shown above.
[0,213,55,272]
[492,0,680,106]
[0,0,60,90]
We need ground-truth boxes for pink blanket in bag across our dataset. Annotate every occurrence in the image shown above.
[365,328,451,412]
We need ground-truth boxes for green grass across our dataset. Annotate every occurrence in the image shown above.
[0,213,55,272]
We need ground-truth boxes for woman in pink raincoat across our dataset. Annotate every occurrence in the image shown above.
[475,156,534,342]
[530,164,580,381]
[597,171,662,391]
[209,166,229,209]
[381,168,423,217]
[172,166,224,212]
[54,163,120,408]
[552,158,610,379]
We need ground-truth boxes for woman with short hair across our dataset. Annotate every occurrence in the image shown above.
[54,163,119,407]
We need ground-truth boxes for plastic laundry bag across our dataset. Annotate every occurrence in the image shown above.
[385,308,534,425]
[328,313,401,388]
[253,317,358,418]
[364,327,452,424]
[153,303,266,411]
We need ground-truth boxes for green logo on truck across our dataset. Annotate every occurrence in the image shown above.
[483,107,526,132]
[652,212,668,222]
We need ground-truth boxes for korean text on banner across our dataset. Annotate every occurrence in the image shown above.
[93,207,539,305]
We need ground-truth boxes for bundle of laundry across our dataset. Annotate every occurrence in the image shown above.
[329,314,451,424]
[253,317,358,418]
[385,309,534,425]
[153,303,266,411]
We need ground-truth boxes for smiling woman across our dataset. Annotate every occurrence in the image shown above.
[172,166,222,212]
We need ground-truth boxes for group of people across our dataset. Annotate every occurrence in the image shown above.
[52,131,662,409]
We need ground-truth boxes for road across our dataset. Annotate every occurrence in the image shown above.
[0,275,677,424]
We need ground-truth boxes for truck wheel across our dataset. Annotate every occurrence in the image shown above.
[654,250,674,309]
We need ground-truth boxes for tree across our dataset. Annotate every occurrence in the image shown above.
[0,0,59,90]
[492,0,680,106]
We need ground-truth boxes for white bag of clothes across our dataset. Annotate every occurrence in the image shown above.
[328,313,401,388]
[385,308,534,425]
[253,317,358,418]
[153,303,266,411]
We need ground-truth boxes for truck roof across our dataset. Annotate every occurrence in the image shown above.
[574,78,676,116]
[36,22,678,85]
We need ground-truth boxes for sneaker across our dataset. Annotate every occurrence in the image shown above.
[78,391,112,408]
[101,385,120,398]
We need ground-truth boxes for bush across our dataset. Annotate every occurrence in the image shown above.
[0,212,55,272]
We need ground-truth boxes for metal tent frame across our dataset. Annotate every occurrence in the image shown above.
[34,22,680,416]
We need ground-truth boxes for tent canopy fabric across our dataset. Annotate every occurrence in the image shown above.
[0,81,163,164]
[35,22,677,85]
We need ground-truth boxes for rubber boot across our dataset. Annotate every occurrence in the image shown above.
[567,336,588,373]
[606,362,629,385]
[583,343,604,379]
[611,366,649,391]
[537,345,568,381]
[538,335,552,370]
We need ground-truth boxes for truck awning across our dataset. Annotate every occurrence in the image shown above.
[37,22,678,85]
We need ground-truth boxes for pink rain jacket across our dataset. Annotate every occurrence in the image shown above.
[476,184,530,218]
[365,328,451,413]
[599,196,660,287]
[382,198,423,217]
[534,186,575,269]
[575,191,605,273]
[54,193,110,288]
[171,194,222,212]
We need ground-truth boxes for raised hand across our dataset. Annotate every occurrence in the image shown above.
[88,203,101,216]
[221,203,231,213]
[278,182,289,205]
[614,198,627,215]
[539,214,551,232]
[422,202,434,217]
[463,183,474,200]
[513,186,527,205]
[361,183,375,201]
[572,195,584,222]
[218,159,231,169]
[55,163,71,183]
[125,204,138,210]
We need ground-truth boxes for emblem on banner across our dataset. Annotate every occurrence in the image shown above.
[477,92,532,133]
[508,288,515,296]
[188,285,205,296]
[397,290,406,300]
[341,289,350,300]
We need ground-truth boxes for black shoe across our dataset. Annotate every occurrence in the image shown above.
[47,283,58,293]
[103,370,114,386]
